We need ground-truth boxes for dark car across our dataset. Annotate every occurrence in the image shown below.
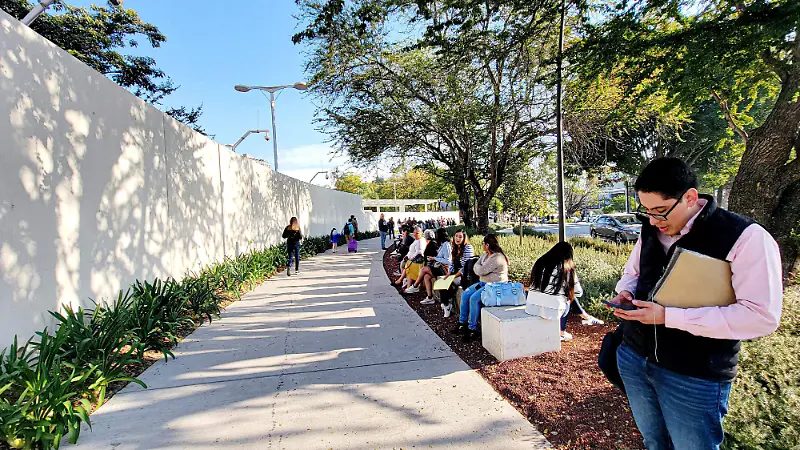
[590,214,641,244]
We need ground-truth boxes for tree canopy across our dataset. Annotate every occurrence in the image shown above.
[1,0,207,134]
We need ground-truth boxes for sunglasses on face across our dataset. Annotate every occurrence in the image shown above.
[635,189,688,222]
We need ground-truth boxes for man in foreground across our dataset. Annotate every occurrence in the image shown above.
[611,158,783,450]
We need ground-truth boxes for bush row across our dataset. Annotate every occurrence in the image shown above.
[0,230,378,450]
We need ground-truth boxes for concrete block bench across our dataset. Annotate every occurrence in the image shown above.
[480,306,561,361]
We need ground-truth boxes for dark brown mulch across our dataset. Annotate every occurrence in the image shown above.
[383,247,644,450]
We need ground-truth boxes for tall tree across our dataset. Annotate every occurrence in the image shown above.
[0,0,207,134]
[293,0,561,233]
[497,170,548,242]
[574,0,800,278]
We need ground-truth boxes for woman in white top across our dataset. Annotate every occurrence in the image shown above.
[392,226,426,288]
[409,228,452,304]
[530,242,603,341]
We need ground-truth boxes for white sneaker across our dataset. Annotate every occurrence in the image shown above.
[442,303,452,318]
[582,317,604,326]
[405,285,420,294]
[560,332,573,342]
[420,297,435,305]
[392,270,401,276]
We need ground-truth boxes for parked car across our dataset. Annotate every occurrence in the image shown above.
[590,213,642,244]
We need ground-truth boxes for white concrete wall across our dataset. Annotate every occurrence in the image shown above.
[0,11,370,347]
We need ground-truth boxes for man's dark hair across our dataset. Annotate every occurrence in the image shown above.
[634,157,699,199]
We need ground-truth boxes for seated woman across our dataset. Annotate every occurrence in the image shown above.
[392,226,426,288]
[439,229,475,317]
[410,228,451,302]
[405,229,438,295]
[529,242,603,342]
[453,234,509,342]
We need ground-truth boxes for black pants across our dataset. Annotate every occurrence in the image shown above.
[287,242,300,270]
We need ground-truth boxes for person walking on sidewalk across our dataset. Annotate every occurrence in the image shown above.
[610,157,782,450]
[388,217,395,240]
[379,213,389,250]
[283,217,303,276]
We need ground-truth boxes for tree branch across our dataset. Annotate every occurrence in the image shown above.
[712,90,749,145]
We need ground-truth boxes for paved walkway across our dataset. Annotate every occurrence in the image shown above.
[72,238,548,449]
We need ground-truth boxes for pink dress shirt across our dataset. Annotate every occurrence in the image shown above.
[615,199,783,340]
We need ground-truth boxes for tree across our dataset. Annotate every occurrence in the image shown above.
[333,173,364,195]
[0,0,207,134]
[574,0,800,278]
[293,0,561,234]
[498,171,549,242]
[603,195,637,214]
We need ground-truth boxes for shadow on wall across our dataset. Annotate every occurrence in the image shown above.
[0,10,373,348]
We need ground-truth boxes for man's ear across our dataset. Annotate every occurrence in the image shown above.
[685,188,700,207]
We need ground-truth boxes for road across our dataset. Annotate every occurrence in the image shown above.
[497,223,591,238]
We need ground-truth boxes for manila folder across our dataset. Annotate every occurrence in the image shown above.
[433,275,457,291]
[651,248,736,308]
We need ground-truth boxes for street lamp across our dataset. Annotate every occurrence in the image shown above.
[233,82,308,172]
[225,129,270,152]
[23,0,122,26]
[309,171,329,183]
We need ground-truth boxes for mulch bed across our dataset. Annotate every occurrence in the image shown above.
[383,247,644,449]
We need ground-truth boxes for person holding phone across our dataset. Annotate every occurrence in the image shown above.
[609,158,783,450]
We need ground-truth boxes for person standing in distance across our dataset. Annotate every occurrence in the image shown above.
[282,217,303,276]
[610,158,783,450]
[378,213,389,250]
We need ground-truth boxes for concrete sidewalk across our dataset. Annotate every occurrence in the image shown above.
[71,238,548,449]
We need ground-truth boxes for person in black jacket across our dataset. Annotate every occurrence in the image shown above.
[378,213,389,250]
[282,217,303,276]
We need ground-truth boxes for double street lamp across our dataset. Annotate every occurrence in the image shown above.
[233,82,308,172]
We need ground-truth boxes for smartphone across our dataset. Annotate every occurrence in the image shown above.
[601,299,638,311]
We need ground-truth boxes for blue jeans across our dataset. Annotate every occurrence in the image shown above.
[459,282,486,331]
[616,344,731,450]
[287,242,301,270]
[380,231,387,249]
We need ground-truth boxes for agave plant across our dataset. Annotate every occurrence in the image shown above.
[129,279,193,361]
[48,292,146,407]
[4,329,95,449]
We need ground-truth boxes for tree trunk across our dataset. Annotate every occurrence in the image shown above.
[456,184,473,228]
[728,131,799,281]
[476,198,491,235]
[728,65,800,281]
[519,217,523,244]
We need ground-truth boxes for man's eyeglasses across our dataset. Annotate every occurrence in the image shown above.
[635,190,687,222]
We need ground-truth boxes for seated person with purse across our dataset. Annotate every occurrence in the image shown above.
[408,228,450,302]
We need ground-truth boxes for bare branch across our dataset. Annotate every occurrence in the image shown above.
[712,90,749,145]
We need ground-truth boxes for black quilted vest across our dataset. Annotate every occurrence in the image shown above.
[624,195,754,381]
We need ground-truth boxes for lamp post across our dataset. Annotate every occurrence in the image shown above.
[225,129,270,152]
[309,171,329,183]
[233,82,308,172]
[555,0,567,242]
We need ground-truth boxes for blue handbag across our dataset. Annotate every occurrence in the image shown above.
[481,282,526,307]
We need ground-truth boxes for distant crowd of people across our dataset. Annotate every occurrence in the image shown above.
[377,215,457,250]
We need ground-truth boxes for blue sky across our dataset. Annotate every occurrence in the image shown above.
[63,0,367,186]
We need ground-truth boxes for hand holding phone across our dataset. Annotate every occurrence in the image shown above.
[601,299,638,311]
[603,290,637,311]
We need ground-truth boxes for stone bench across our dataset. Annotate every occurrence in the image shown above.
[480,305,561,361]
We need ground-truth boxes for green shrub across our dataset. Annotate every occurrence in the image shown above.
[47,298,145,407]
[3,329,95,450]
[723,331,800,449]
[129,279,192,361]
[179,277,223,325]
[512,226,553,239]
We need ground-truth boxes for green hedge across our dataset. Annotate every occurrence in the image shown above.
[0,231,376,450]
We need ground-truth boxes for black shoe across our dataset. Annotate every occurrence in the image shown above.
[451,323,467,335]
[462,329,481,342]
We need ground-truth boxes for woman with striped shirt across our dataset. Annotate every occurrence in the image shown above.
[439,229,475,318]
